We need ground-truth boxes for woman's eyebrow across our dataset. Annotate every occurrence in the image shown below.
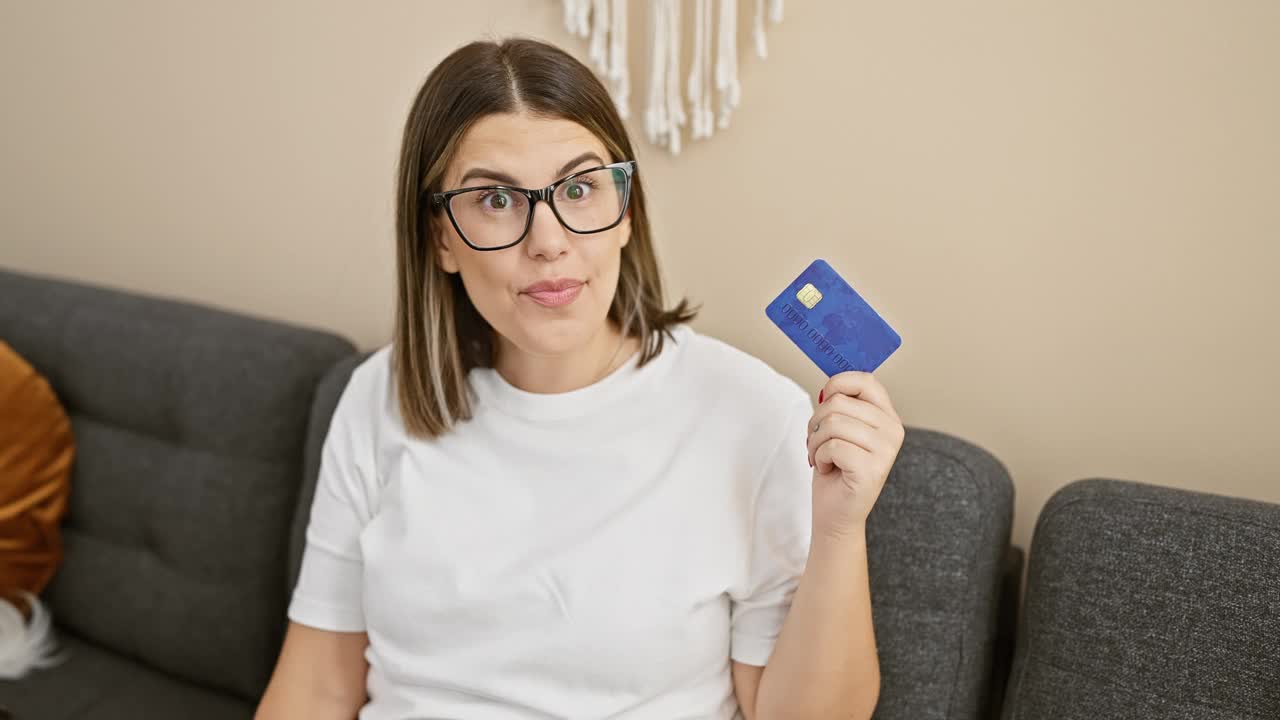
[456,151,605,188]
[553,151,605,178]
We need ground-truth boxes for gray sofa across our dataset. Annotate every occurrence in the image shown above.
[1001,478,1280,719]
[1,265,1022,719]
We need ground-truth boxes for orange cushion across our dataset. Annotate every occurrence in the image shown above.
[0,340,73,613]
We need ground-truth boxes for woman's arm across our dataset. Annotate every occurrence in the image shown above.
[746,371,903,720]
[255,621,370,720]
[748,527,879,720]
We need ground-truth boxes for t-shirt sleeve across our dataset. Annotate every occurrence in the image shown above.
[728,391,814,666]
[286,371,377,633]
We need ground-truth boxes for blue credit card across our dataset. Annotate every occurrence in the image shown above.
[764,259,902,376]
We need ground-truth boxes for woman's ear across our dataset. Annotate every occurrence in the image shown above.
[619,209,632,249]
[431,214,460,274]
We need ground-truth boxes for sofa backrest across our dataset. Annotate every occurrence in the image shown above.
[1002,478,1280,719]
[0,267,356,701]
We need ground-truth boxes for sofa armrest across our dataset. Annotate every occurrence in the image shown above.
[867,426,1015,719]
[988,544,1024,720]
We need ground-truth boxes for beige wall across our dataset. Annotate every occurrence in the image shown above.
[3,2,1278,557]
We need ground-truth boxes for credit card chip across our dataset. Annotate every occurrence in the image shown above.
[797,283,823,309]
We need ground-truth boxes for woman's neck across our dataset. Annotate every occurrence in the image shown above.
[493,324,640,395]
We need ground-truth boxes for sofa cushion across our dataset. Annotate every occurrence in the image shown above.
[0,626,253,720]
[0,267,356,702]
[0,339,74,607]
[1002,478,1280,719]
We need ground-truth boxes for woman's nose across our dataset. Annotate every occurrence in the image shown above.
[523,200,571,258]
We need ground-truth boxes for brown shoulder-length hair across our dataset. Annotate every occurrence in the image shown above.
[392,36,700,440]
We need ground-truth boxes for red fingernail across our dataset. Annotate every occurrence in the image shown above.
[819,390,824,404]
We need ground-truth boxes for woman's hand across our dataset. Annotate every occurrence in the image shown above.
[805,371,905,540]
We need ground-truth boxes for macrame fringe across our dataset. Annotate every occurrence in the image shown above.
[564,0,632,120]
[563,0,783,155]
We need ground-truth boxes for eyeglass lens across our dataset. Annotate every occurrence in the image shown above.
[446,166,628,249]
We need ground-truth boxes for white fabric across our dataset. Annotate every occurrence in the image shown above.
[563,0,631,120]
[563,0,785,154]
[609,0,630,119]
[589,0,609,72]
[0,592,64,679]
[715,0,741,129]
[641,0,687,154]
[688,0,708,139]
[663,0,685,153]
[288,323,815,719]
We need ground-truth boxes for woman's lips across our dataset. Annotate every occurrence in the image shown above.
[523,282,584,307]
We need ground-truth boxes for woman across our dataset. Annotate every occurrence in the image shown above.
[257,36,901,720]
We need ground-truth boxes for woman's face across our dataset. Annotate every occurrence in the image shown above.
[433,112,631,359]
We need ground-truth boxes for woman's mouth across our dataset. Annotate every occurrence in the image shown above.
[522,282,584,307]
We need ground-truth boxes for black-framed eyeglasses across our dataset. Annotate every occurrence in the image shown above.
[429,160,637,251]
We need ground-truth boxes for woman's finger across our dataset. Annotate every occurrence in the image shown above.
[813,436,872,476]
[817,371,899,422]
[807,411,885,468]
[807,396,892,465]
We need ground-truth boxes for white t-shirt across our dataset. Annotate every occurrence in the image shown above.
[287,322,816,719]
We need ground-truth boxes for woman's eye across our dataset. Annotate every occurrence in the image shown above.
[563,181,592,201]
[480,191,512,210]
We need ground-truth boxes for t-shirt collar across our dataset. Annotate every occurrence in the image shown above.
[469,324,688,422]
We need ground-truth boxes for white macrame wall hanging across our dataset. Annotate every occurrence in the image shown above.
[560,0,785,155]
